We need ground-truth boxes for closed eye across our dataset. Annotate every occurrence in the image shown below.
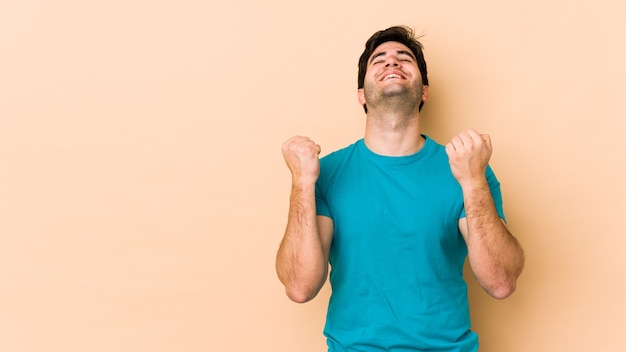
[397,50,416,62]
[368,50,416,66]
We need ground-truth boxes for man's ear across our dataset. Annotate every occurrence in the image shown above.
[357,88,366,105]
[421,86,429,103]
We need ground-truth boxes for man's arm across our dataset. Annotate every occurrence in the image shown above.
[276,136,334,303]
[446,130,525,299]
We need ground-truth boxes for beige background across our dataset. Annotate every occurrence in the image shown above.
[1,1,625,351]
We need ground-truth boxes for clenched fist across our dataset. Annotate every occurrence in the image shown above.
[445,129,492,188]
[282,136,321,186]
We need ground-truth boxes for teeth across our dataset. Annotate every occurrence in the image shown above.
[384,74,401,80]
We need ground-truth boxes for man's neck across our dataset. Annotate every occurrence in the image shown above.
[363,108,424,156]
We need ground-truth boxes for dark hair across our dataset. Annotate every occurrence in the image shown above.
[357,26,429,112]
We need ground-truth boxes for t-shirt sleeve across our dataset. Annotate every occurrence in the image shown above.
[460,165,506,221]
[315,181,332,218]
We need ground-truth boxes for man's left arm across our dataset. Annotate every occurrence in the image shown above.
[446,129,525,299]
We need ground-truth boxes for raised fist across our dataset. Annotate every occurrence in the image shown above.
[445,129,492,187]
[282,136,321,185]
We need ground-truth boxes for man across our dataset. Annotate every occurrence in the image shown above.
[276,26,524,352]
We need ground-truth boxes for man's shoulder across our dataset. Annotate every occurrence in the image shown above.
[320,139,363,163]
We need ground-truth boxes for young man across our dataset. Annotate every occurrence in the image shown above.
[276,25,524,352]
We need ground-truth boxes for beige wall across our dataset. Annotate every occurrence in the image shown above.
[1,1,625,351]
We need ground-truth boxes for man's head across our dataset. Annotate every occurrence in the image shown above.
[357,26,429,113]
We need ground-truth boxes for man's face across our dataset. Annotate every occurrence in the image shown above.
[358,41,427,110]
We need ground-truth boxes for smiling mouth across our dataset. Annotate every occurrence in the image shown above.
[382,73,404,81]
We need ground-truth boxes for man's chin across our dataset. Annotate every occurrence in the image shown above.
[381,87,412,98]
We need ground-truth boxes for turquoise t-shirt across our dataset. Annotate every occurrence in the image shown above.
[315,136,505,352]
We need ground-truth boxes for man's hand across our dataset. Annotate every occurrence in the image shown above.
[282,136,321,186]
[445,129,492,187]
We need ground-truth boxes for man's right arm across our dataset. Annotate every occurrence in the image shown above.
[276,136,334,303]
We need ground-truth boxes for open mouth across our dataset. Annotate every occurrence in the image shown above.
[381,72,405,81]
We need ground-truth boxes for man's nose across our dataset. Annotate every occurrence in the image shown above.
[385,57,400,67]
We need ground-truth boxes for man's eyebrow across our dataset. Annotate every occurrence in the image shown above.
[369,51,387,63]
[369,50,416,64]
[397,50,416,61]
